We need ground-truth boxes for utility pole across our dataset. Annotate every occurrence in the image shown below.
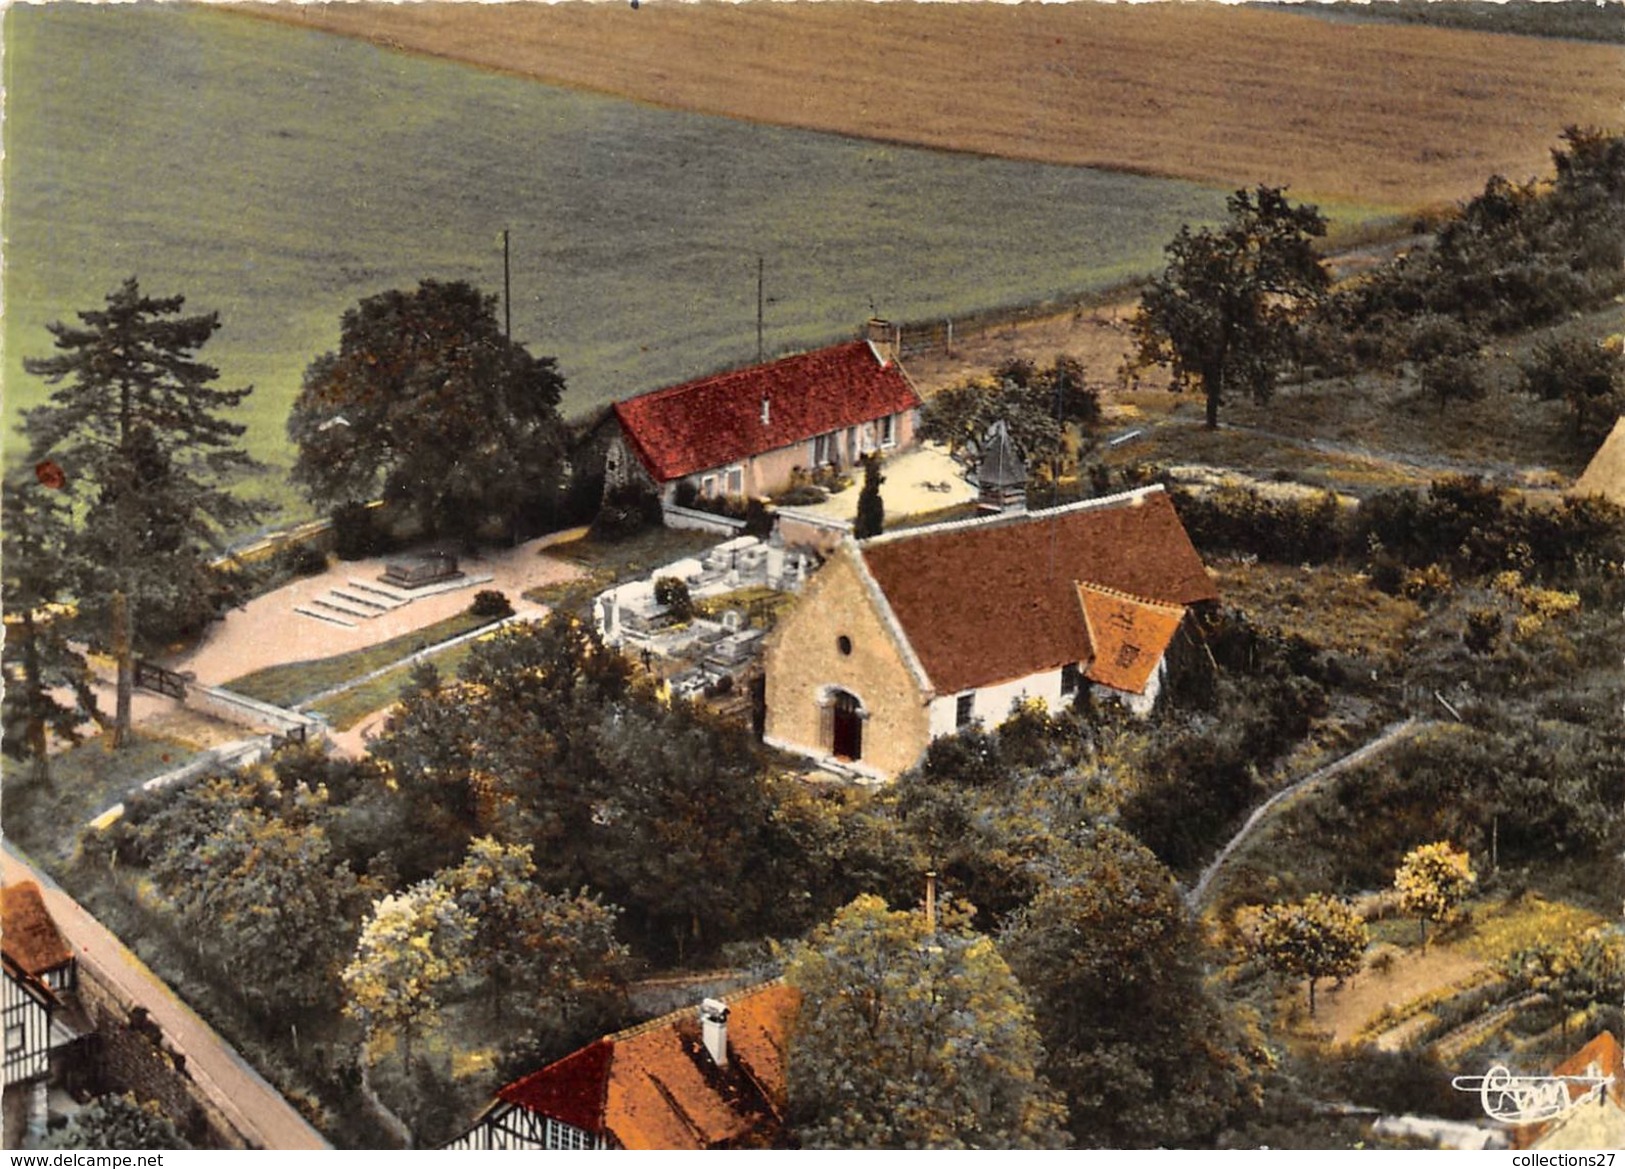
[503,229,512,341]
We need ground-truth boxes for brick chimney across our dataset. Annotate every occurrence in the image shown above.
[699,998,730,1067]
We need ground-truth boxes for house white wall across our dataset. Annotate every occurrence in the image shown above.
[927,668,1070,738]
[926,655,1169,739]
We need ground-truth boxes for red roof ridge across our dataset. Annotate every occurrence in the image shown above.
[606,977,789,1044]
[1074,580,1188,613]
[859,484,1170,548]
[614,342,919,483]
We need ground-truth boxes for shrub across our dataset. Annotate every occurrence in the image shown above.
[1400,563,1452,607]
[591,483,664,541]
[773,484,829,506]
[332,501,388,560]
[276,543,328,578]
[469,590,513,620]
[1463,608,1503,655]
[653,576,694,622]
[743,497,775,539]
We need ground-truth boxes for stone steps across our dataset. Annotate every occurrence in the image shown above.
[311,595,376,620]
[329,588,393,613]
[347,578,413,606]
[294,605,356,629]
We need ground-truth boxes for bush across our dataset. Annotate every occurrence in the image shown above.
[1171,485,1345,564]
[743,497,775,539]
[276,543,329,578]
[1463,607,1503,655]
[591,483,664,541]
[773,484,829,506]
[331,502,388,560]
[469,590,513,620]
[653,576,694,622]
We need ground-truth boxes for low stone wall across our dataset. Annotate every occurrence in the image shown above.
[661,504,746,535]
[74,966,243,1149]
[775,507,850,556]
[184,684,325,741]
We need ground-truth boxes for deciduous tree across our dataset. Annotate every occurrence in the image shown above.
[1253,894,1367,1017]
[288,280,567,544]
[1001,828,1254,1147]
[1129,187,1329,429]
[1395,841,1476,949]
[918,357,1089,474]
[438,837,629,1030]
[342,882,474,1068]
[785,893,1067,1149]
[134,770,370,1012]
[22,279,264,745]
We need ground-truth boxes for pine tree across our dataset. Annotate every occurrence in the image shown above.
[1,478,104,782]
[22,278,264,746]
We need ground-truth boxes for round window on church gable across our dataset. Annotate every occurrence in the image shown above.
[837,635,853,656]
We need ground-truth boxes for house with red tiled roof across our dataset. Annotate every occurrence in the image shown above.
[3,883,78,1094]
[605,341,921,506]
[762,485,1219,779]
[443,983,799,1151]
[1511,1030,1625,1151]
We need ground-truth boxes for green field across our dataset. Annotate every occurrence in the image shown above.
[2,4,1389,522]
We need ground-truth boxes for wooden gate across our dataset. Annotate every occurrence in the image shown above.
[134,659,187,700]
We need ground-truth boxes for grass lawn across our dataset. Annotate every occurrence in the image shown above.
[3,2,1247,495]
[1453,892,1609,963]
[310,638,485,732]
[223,611,495,708]
[1,733,200,862]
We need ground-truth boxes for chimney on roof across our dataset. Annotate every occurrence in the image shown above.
[865,317,898,364]
[761,396,771,427]
[700,998,730,1067]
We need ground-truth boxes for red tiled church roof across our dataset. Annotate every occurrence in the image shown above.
[613,342,920,483]
[1077,584,1188,695]
[2,882,74,978]
[859,487,1217,695]
[490,982,799,1150]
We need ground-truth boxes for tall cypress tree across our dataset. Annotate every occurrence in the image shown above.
[22,278,264,746]
[854,454,885,539]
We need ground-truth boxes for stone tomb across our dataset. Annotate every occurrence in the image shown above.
[381,551,462,590]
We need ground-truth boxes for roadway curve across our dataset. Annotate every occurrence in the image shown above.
[1,843,330,1150]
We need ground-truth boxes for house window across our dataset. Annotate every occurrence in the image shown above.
[880,414,896,447]
[701,474,718,499]
[4,1024,24,1055]
[813,433,833,465]
[955,692,975,728]
[545,1118,593,1150]
[1061,662,1082,695]
[727,466,744,496]
[837,635,852,656]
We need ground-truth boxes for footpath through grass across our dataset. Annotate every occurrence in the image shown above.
[223,611,494,709]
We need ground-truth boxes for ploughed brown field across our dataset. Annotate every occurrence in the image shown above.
[248,1,1624,209]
